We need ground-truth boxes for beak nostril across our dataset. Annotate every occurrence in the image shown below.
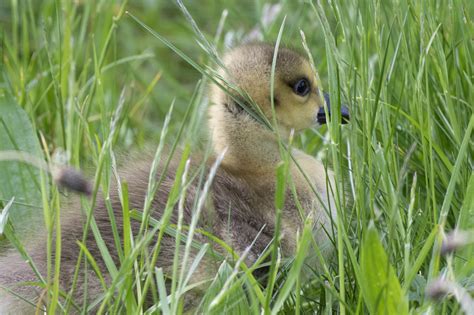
[341,106,350,123]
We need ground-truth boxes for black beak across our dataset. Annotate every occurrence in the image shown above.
[317,92,350,124]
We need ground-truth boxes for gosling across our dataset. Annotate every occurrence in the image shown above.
[0,42,349,313]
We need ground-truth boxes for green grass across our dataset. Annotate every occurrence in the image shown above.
[1,0,473,313]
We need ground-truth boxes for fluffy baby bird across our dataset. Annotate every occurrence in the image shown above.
[0,42,349,313]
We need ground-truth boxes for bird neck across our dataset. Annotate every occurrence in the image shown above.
[208,105,282,175]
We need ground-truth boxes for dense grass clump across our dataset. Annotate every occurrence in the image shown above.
[0,0,473,313]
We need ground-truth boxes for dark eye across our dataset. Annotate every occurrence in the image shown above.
[293,78,311,96]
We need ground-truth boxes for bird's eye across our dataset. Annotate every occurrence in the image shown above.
[293,79,311,97]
